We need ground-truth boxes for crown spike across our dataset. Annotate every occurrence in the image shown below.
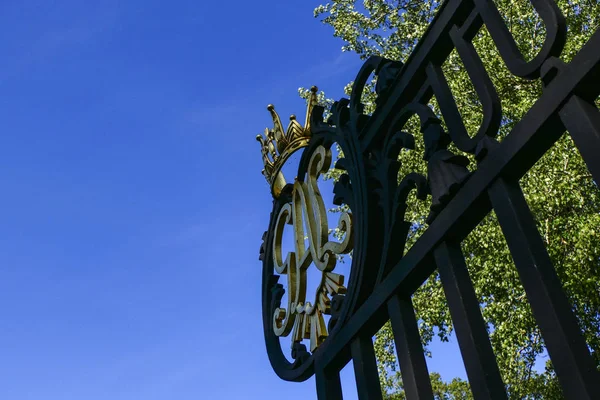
[267,104,286,154]
[305,86,319,131]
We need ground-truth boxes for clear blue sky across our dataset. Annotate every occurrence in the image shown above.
[0,1,465,399]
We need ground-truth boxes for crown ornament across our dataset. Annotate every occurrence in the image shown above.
[256,86,319,197]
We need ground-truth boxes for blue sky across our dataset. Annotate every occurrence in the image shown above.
[0,1,465,399]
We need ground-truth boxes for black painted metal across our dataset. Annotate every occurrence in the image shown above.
[387,294,434,399]
[435,241,507,399]
[316,367,343,400]
[351,336,383,400]
[259,0,600,398]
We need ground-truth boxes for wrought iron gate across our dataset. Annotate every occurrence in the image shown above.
[257,0,600,398]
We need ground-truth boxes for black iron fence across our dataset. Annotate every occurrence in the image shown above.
[259,0,600,398]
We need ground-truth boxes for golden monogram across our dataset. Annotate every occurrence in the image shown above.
[271,146,353,352]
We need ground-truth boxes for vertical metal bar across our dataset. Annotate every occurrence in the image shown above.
[488,177,600,399]
[434,241,507,399]
[559,95,600,184]
[387,294,434,399]
[315,366,343,400]
[351,335,383,400]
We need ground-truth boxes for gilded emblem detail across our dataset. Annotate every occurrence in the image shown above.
[272,145,353,352]
[256,86,319,198]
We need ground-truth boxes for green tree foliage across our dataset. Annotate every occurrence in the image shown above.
[300,1,600,398]
[382,372,472,400]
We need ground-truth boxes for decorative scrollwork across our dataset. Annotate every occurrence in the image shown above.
[272,145,353,352]
[369,122,430,282]
[258,0,600,391]
[422,113,471,224]
[472,0,566,79]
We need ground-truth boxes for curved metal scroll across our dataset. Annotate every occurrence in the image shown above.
[473,0,566,79]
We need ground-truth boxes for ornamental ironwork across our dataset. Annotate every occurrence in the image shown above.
[257,0,600,398]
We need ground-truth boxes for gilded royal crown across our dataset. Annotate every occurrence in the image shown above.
[256,86,319,197]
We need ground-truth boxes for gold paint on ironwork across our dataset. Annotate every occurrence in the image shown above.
[272,145,353,352]
[256,86,319,198]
